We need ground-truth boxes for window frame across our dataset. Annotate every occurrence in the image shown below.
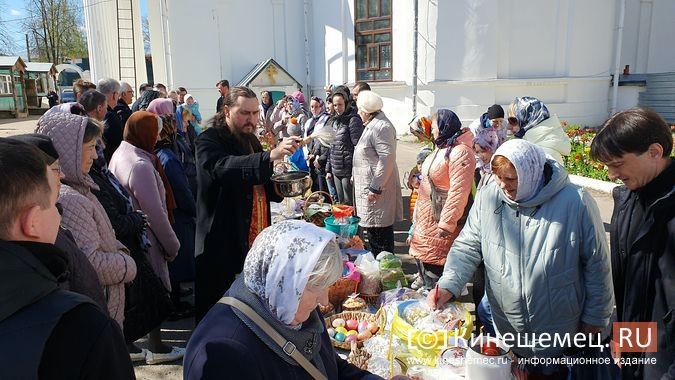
[354,0,392,82]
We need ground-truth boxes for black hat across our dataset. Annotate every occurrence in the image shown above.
[487,104,504,120]
[8,133,59,164]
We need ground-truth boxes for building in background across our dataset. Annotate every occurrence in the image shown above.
[0,56,28,118]
[84,0,675,133]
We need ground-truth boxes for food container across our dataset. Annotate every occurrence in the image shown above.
[324,215,361,238]
[271,170,312,197]
[465,336,512,379]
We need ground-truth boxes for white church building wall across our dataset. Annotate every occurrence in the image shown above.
[85,0,675,134]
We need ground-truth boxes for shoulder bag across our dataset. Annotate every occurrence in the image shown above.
[219,297,328,380]
[426,149,447,223]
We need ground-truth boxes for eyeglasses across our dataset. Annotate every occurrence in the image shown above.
[507,117,518,125]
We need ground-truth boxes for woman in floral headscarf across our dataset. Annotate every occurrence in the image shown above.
[472,127,502,191]
[109,111,185,364]
[184,220,380,380]
[507,96,571,163]
[409,109,476,290]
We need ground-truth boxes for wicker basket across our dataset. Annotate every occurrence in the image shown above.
[302,191,333,227]
[328,278,358,307]
[325,311,380,350]
[360,293,381,307]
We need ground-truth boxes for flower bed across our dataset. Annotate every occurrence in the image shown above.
[562,124,611,181]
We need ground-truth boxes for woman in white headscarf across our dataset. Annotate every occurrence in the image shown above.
[428,139,614,376]
[184,220,381,380]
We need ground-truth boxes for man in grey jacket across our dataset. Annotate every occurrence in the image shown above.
[429,140,614,374]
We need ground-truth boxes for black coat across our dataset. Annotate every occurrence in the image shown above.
[184,300,379,380]
[610,159,674,380]
[114,99,132,129]
[326,108,363,178]
[89,163,146,257]
[0,241,134,380]
[194,124,282,321]
[103,106,124,162]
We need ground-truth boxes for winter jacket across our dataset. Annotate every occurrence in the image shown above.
[55,227,108,312]
[36,112,137,327]
[113,98,132,130]
[326,108,364,178]
[89,163,147,260]
[352,112,403,228]
[157,146,197,283]
[184,278,380,380]
[103,106,124,162]
[522,114,571,164]
[0,240,134,380]
[438,159,614,358]
[610,159,674,380]
[110,141,180,291]
[410,132,476,266]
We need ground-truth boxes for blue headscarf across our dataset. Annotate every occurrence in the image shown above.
[512,96,550,138]
[434,109,464,159]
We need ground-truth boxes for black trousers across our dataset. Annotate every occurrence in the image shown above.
[194,254,237,325]
[365,225,394,255]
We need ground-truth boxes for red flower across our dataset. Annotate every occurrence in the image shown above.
[575,155,581,160]
[597,164,604,170]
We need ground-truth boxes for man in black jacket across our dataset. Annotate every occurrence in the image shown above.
[215,79,229,113]
[115,81,134,127]
[0,139,134,379]
[194,86,300,322]
[98,78,123,162]
[590,107,674,380]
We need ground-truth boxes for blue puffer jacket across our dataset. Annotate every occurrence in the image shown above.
[326,107,363,178]
[438,159,614,358]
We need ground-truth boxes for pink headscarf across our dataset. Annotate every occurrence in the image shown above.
[147,98,175,116]
[291,90,305,104]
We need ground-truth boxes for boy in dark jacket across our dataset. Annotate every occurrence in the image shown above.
[591,107,674,380]
[0,138,135,379]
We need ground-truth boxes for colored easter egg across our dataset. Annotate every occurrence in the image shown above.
[334,332,346,342]
[332,318,345,328]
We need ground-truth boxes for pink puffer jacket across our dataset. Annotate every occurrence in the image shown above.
[409,132,476,266]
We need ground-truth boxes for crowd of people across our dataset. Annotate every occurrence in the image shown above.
[0,76,672,380]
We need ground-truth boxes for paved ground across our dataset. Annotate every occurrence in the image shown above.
[0,118,615,379]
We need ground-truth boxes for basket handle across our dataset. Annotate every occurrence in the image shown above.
[303,191,333,211]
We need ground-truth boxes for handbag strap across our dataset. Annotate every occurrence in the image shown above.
[425,148,442,191]
[218,297,328,380]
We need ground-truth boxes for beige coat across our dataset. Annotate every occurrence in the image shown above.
[352,112,403,228]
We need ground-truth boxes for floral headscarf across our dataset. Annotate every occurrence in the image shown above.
[493,139,546,202]
[243,220,339,325]
[136,90,160,111]
[512,96,550,138]
[473,127,500,153]
[434,108,465,159]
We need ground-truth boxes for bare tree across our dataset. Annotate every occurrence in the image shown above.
[142,16,150,54]
[23,0,87,63]
[0,1,17,55]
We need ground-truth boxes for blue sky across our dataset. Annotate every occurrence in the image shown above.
[2,0,148,57]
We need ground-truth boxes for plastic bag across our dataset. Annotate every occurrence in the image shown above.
[377,252,408,290]
[355,253,381,294]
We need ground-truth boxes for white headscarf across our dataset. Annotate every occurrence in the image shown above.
[243,220,338,325]
[493,139,546,202]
